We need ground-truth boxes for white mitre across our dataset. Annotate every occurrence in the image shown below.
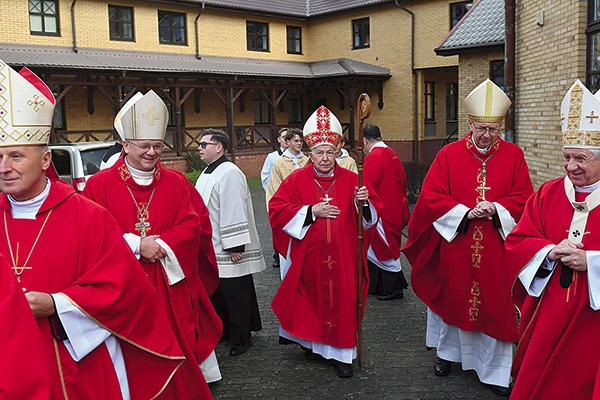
[464,79,511,123]
[0,59,56,147]
[562,80,600,149]
[114,90,168,141]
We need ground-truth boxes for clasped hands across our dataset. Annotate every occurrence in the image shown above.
[468,201,496,220]
[547,239,587,272]
[312,186,368,219]
[140,235,167,263]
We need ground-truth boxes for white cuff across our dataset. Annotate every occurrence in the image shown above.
[155,238,186,285]
[587,251,600,310]
[52,293,111,361]
[494,202,517,240]
[518,245,557,297]
[433,204,470,242]
[123,233,141,259]
[283,205,311,240]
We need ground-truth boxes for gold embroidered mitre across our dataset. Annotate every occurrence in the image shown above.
[0,59,56,147]
[562,80,600,149]
[114,90,168,141]
[303,106,343,150]
[464,79,511,123]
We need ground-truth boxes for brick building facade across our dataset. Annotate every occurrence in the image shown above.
[0,0,474,175]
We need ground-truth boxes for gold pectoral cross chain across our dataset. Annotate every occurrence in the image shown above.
[4,208,53,282]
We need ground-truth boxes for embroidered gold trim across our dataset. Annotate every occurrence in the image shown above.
[469,281,481,322]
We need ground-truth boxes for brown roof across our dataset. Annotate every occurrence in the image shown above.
[0,44,390,79]
[155,0,398,18]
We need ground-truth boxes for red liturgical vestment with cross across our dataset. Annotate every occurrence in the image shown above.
[84,158,221,399]
[0,253,53,400]
[0,180,185,400]
[506,178,600,400]
[403,134,533,342]
[269,163,381,349]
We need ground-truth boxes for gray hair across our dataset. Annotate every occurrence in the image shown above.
[590,149,600,159]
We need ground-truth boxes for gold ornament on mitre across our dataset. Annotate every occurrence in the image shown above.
[562,80,600,149]
[0,59,56,147]
[464,79,511,123]
[303,106,343,150]
[114,90,168,141]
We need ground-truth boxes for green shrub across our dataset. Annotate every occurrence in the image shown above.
[185,150,206,172]
[403,161,429,203]
[184,170,201,184]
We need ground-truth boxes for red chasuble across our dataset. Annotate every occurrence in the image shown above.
[0,254,53,400]
[0,180,185,400]
[402,134,533,342]
[84,158,221,400]
[269,162,381,349]
[363,145,409,260]
[506,178,600,399]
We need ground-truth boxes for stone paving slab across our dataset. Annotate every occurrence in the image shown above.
[209,188,496,400]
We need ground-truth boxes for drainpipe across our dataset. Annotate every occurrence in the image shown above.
[71,0,78,52]
[504,0,516,143]
[394,0,418,162]
[195,2,206,59]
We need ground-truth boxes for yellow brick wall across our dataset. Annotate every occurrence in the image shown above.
[515,0,587,188]
[458,51,504,136]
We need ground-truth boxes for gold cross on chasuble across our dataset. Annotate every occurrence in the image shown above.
[11,265,32,282]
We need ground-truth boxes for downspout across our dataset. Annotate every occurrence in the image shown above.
[195,2,206,59]
[71,0,78,53]
[504,0,516,143]
[394,0,418,162]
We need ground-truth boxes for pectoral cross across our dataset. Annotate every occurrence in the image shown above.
[321,193,333,204]
[12,265,32,283]
[476,164,491,202]
[135,217,151,238]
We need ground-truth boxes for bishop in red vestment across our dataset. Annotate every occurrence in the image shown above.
[84,90,222,397]
[0,253,52,400]
[269,106,381,379]
[0,60,186,400]
[403,80,533,395]
[362,124,410,300]
[506,80,600,400]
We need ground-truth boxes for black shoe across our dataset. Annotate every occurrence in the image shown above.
[273,262,280,268]
[229,343,251,356]
[378,290,404,301]
[279,336,295,345]
[434,357,452,376]
[488,384,511,397]
[328,359,353,378]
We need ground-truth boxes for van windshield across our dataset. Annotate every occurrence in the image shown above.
[81,148,111,175]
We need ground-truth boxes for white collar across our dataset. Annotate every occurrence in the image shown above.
[314,166,335,177]
[9,178,51,220]
[575,179,600,193]
[124,156,155,186]
[283,148,305,159]
[471,136,490,153]
[369,141,388,153]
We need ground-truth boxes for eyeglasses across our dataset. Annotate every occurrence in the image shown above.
[126,140,164,151]
[472,124,501,135]
[199,142,218,149]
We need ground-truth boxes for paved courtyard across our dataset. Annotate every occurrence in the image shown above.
[209,187,497,399]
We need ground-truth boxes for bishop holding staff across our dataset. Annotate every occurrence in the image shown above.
[402,79,533,396]
[269,106,381,379]
[84,90,222,399]
[506,80,600,399]
[0,60,187,399]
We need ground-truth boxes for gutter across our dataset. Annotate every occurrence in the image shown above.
[504,0,516,143]
[394,0,418,163]
[71,0,78,53]
[194,2,205,60]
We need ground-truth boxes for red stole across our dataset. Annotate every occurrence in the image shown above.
[363,145,409,260]
[0,254,53,400]
[269,163,381,348]
[403,134,533,341]
[83,159,220,400]
[507,179,600,399]
[0,180,185,400]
